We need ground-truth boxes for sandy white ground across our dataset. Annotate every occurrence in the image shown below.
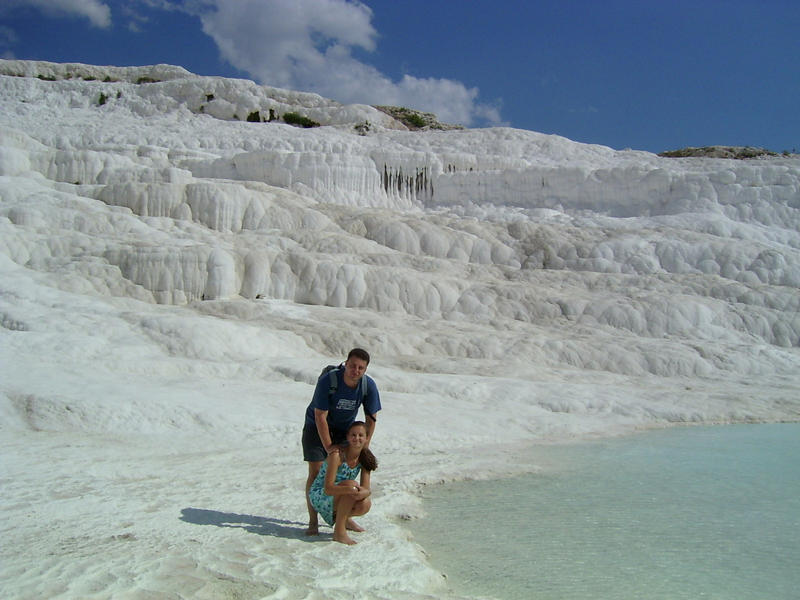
[1,60,799,599]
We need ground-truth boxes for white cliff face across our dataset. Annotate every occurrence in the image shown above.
[1,59,799,385]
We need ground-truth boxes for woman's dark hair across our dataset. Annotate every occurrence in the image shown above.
[359,447,378,472]
[347,347,370,364]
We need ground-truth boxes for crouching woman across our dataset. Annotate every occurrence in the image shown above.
[308,421,378,545]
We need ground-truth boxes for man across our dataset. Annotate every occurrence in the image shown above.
[303,348,381,535]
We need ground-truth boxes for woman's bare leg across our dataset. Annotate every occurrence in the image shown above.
[341,481,370,532]
[333,494,358,545]
[346,518,365,532]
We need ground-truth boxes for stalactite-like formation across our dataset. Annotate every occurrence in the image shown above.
[382,165,433,201]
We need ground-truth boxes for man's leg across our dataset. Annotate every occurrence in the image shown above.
[305,460,323,535]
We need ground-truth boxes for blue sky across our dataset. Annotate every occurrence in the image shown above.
[1,0,798,153]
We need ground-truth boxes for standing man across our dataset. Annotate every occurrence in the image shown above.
[303,348,381,535]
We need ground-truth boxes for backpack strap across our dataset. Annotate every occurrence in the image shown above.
[327,367,339,401]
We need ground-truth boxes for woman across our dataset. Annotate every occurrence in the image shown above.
[308,420,378,545]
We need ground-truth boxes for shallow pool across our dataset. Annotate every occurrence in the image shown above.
[407,424,800,599]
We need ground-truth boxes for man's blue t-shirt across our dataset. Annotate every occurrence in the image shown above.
[304,367,381,432]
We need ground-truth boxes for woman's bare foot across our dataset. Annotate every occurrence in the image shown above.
[333,532,357,545]
[345,518,365,532]
[305,523,319,536]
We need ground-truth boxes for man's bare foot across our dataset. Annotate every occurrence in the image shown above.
[345,518,365,532]
[333,532,357,545]
[305,523,319,536]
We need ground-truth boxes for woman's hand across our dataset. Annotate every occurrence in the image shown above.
[351,485,371,500]
[335,480,369,498]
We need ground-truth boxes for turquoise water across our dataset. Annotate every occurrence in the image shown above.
[407,424,800,599]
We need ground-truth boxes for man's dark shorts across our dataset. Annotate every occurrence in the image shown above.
[302,423,347,462]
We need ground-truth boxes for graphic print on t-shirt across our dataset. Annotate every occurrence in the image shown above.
[335,397,358,411]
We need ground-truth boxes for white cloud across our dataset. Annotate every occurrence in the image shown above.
[568,105,600,115]
[0,25,19,48]
[118,3,149,33]
[182,0,503,126]
[5,0,112,28]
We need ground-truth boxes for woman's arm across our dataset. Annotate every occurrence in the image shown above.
[322,452,342,495]
[322,453,360,497]
[355,469,371,499]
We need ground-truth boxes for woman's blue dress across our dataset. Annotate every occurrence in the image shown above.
[309,459,361,526]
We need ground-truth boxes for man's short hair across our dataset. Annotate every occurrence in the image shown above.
[347,347,370,364]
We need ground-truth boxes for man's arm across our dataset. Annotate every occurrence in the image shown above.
[314,408,335,452]
[364,411,377,447]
